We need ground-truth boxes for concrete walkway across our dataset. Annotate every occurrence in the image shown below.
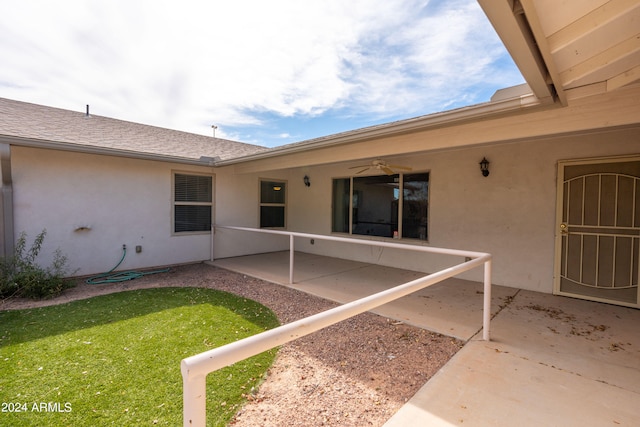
[212,251,640,426]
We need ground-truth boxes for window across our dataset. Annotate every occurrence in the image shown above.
[260,180,286,228]
[173,173,212,233]
[332,173,429,240]
[401,173,429,240]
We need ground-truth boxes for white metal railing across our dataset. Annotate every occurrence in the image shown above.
[183,226,492,426]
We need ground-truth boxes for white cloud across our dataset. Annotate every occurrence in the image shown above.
[0,0,522,143]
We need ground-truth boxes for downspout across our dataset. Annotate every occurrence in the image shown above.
[0,144,14,258]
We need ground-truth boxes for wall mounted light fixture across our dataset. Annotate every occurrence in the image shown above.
[303,175,311,187]
[479,157,490,177]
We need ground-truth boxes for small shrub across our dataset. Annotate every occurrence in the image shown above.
[0,230,74,299]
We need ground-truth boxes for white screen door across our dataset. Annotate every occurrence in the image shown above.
[554,157,640,308]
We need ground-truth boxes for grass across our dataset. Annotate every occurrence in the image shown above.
[0,287,280,426]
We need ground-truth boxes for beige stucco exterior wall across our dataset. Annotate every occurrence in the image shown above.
[8,94,638,293]
[213,126,639,294]
[212,169,291,257]
[11,147,215,276]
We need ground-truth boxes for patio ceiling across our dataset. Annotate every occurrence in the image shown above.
[480,0,640,105]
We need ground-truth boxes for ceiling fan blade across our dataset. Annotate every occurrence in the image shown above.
[382,166,395,175]
[348,160,411,176]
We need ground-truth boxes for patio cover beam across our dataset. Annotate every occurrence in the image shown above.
[478,0,556,103]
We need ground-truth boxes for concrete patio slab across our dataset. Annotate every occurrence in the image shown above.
[383,340,638,426]
[212,251,370,284]
[295,267,517,341]
[212,251,640,426]
[212,251,517,341]
[489,290,640,394]
[383,290,640,426]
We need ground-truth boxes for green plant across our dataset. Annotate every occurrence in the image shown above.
[0,230,73,299]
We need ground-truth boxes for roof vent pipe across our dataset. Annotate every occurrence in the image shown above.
[85,104,90,117]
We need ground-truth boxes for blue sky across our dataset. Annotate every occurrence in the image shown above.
[0,0,523,148]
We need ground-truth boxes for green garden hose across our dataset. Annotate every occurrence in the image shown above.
[86,245,170,284]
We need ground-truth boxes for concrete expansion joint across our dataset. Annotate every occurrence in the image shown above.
[592,377,637,393]
[492,289,520,320]
[536,360,581,376]
[302,265,370,283]
[470,289,521,341]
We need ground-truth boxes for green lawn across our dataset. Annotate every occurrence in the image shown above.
[0,287,280,426]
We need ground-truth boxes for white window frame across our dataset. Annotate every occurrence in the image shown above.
[259,178,287,229]
[172,171,214,234]
[331,172,429,241]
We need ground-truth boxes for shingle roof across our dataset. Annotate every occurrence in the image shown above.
[0,97,267,161]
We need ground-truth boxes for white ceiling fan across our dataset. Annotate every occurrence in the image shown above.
[349,159,412,175]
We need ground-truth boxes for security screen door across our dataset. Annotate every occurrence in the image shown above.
[555,157,640,308]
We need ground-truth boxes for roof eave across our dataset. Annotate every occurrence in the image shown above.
[214,91,545,166]
[478,0,557,104]
[0,134,215,166]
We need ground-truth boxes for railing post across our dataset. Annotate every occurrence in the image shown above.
[289,234,294,284]
[482,258,492,341]
[182,370,207,427]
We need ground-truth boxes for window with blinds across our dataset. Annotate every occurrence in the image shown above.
[173,173,212,233]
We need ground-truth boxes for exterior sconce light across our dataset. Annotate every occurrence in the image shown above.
[479,157,490,177]
[303,175,311,187]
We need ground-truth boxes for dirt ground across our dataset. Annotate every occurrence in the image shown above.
[1,263,463,426]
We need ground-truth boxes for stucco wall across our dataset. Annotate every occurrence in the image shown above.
[11,126,637,290]
[11,147,215,276]
[213,127,638,294]
[212,171,290,257]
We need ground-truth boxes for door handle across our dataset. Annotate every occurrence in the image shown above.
[560,223,569,234]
